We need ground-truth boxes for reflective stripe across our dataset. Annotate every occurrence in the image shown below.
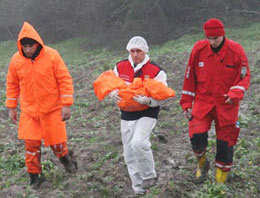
[194,150,206,157]
[61,95,73,97]
[55,151,63,154]
[182,90,195,97]
[7,98,17,100]
[215,162,232,169]
[230,86,245,92]
[186,66,190,79]
[26,150,40,156]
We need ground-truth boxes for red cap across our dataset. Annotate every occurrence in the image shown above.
[203,18,225,37]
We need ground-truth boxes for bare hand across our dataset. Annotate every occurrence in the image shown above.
[224,94,233,104]
[9,108,17,124]
[184,108,192,121]
[62,106,71,121]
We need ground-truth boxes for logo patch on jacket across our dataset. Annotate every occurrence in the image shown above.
[186,66,190,79]
[119,74,130,81]
[241,67,247,78]
[199,62,204,67]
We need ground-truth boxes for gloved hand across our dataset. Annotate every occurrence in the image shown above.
[133,95,151,105]
[108,89,121,102]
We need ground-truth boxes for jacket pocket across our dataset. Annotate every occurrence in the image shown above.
[223,64,239,83]
[196,69,207,94]
[196,68,206,82]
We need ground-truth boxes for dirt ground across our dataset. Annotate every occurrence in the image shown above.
[0,50,259,198]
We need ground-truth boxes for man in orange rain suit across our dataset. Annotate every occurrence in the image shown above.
[180,18,250,183]
[5,22,77,188]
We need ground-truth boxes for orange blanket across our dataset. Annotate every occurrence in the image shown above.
[93,70,176,111]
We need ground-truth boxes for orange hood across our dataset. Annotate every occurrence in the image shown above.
[17,22,45,56]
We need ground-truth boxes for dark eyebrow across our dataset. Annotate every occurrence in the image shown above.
[207,37,218,40]
[22,44,36,47]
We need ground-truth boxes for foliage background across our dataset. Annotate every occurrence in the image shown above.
[0,0,260,47]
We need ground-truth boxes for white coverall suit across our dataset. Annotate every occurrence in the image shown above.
[113,54,167,193]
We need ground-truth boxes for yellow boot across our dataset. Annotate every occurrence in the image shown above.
[216,167,228,183]
[195,153,210,183]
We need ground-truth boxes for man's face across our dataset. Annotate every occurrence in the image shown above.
[207,36,224,48]
[22,43,39,58]
[130,48,145,64]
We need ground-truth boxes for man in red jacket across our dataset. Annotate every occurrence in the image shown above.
[180,18,250,183]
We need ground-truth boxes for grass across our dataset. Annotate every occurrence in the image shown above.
[0,22,260,197]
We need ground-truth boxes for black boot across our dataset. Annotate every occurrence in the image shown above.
[29,173,46,189]
[59,151,78,173]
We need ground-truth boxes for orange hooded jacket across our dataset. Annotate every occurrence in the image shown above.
[5,22,73,146]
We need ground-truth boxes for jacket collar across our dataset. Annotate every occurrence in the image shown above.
[207,38,227,60]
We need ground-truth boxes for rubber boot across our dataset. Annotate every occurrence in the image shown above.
[59,151,78,173]
[194,153,210,183]
[29,173,46,189]
[216,167,228,183]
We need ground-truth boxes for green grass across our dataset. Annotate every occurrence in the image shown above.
[0,40,16,69]
[0,22,260,197]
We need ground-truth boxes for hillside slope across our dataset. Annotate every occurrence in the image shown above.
[0,24,259,198]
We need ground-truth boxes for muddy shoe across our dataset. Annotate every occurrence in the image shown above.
[134,189,148,197]
[141,178,157,190]
[194,159,210,184]
[59,151,78,174]
[29,173,46,189]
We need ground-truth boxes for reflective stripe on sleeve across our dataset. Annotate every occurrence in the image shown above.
[230,86,245,92]
[182,90,195,97]
[61,95,73,97]
[26,150,40,156]
[7,98,17,100]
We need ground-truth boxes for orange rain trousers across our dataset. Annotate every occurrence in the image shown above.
[18,109,67,146]
[25,140,68,174]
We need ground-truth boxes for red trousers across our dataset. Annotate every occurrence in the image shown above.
[25,140,68,174]
[189,108,240,171]
[189,108,240,147]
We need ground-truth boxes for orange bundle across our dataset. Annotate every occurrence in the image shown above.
[143,78,176,100]
[117,78,150,111]
[93,70,176,112]
[93,70,127,101]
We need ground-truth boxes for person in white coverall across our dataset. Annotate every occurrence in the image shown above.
[109,36,168,195]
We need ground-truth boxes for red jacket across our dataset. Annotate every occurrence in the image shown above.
[116,60,161,82]
[180,38,250,126]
